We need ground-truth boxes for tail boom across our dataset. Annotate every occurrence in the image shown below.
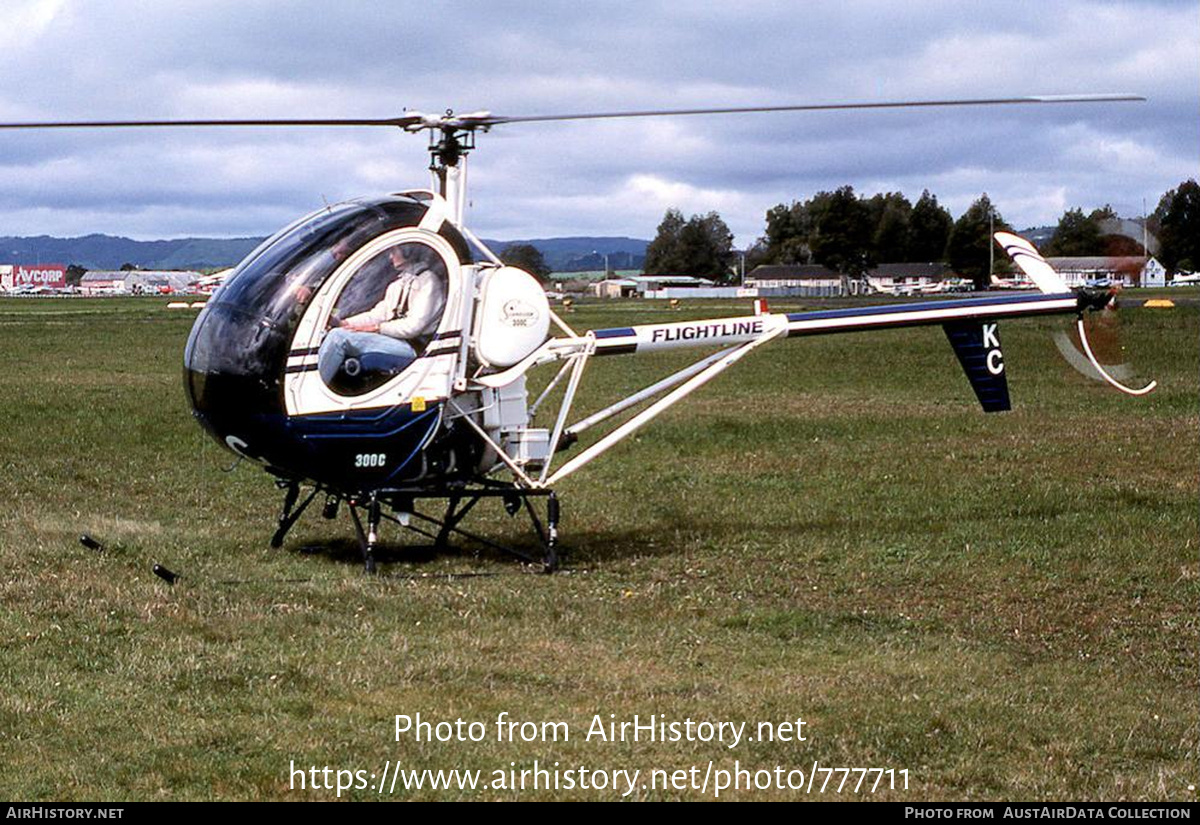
[590,292,1079,356]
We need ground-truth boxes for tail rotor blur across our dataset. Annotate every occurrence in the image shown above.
[1054,291,1157,395]
[994,233,1157,395]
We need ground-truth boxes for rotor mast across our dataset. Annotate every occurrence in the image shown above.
[403,109,493,227]
[427,123,475,226]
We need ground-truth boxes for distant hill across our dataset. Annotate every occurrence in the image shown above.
[1018,226,1055,247]
[0,234,265,271]
[486,237,648,272]
[0,233,649,273]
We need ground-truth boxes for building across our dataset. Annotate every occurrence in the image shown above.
[1139,259,1168,288]
[589,275,717,298]
[1044,257,1164,288]
[744,264,861,297]
[2,263,67,292]
[865,262,950,294]
[79,272,127,295]
[123,270,201,294]
[79,270,202,295]
[589,278,639,298]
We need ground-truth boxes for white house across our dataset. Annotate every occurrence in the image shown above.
[1045,256,1164,288]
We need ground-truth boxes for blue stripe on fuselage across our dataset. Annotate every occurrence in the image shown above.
[594,327,636,339]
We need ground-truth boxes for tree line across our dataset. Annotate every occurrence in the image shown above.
[641,178,1200,287]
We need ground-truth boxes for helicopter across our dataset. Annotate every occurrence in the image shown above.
[0,95,1154,573]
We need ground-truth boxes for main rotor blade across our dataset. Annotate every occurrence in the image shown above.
[0,116,427,130]
[486,94,1145,125]
[0,94,1143,132]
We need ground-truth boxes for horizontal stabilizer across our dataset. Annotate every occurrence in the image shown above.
[944,320,1010,412]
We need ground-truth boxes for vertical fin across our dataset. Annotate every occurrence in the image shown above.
[994,232,1068,294]
[944,320,1010,412]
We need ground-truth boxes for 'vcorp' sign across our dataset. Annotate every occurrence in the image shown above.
[4,263,67,290]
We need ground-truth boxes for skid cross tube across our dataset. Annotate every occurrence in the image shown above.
[328,485,562,573]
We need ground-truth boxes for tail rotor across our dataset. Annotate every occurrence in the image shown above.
[1057,288,1157,395]
[994,232,1157,396]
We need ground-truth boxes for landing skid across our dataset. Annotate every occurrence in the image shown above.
[270,479,560,574]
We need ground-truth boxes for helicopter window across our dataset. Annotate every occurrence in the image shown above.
[317,241,449,396]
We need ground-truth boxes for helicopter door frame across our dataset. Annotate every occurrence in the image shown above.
[284,228,465,417]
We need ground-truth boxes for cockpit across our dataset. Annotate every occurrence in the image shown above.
[317,240,449,396]
[184,194,469,434]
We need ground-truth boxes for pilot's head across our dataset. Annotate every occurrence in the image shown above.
[387,244,409,270]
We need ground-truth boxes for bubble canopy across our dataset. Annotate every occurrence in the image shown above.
[184,194,470,461]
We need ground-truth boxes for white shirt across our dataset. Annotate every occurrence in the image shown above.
[345,267,446,341]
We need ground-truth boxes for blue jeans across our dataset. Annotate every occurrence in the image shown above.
[318,328,417,390]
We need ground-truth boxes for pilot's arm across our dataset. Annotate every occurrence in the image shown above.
[340,277,407,331]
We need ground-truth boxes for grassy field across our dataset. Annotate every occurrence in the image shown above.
[0,295,1195,801]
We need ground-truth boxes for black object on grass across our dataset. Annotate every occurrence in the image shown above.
[79,534,103,551]
[152,564,180,585]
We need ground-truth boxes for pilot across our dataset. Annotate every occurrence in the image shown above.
[317,244,446,389]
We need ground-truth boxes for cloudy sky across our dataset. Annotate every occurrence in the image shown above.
[0,1,1194,245]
